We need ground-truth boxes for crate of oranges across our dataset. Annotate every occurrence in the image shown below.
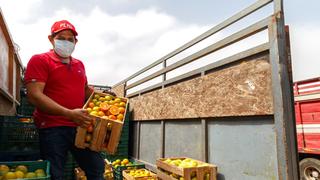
[75,91,128,154]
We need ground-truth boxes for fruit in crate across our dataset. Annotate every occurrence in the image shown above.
[0,165,9,176]
[163,158,199,168]
[0,164,46,179]
[86,93,127,121]
[111,158,132,168]
[128,169,152,178]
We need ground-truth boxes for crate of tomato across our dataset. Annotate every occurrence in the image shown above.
[75,91,128,154]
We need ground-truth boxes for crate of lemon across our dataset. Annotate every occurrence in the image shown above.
[75,92,129,154]
[122,169,157,180]
[156,157,217,180]
[110,158,145,180]
[0,160,50,179]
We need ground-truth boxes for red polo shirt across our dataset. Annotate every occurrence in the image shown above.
[24,50,88,129]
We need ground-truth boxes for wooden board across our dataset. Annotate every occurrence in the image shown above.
[156,157,217,180]
[122,168,157,180]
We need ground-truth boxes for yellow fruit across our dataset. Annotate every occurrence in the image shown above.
[0,165,9,176]
[86,108,92,113]
[98,111,105,117]
[114,98,121,103]
[36,172,46,177]
[122,159,129,165]
[94,94,100,99]
[108,100,115,105]
[25,172,37,178]
[92,107,100,112]
[5,172,16,179]
[119,102,126,107]
[117,114,124,121]
[35,169,45,175]
[15,171,24,178]
[105,95,112,101]
[90,111,98,116]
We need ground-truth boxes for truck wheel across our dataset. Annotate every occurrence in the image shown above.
[300,158,320,180]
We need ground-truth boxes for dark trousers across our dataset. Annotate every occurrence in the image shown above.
[39,126,105,180]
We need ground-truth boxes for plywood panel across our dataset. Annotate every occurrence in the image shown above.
[130,54,273,120]
[112,83,125,97]
[207,117,277,180]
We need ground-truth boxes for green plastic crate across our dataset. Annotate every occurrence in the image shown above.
[105,157,145,180]
[0,160,50,179]
[0,116,39,154]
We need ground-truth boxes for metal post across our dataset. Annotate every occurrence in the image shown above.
[160,120,165,158]
[201,119,208,162]
[268,1,299,178]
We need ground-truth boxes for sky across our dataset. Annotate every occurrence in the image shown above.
[0,0,319,87]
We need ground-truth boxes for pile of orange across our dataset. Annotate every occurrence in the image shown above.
[86,93,127,121]
[84,93,127,144]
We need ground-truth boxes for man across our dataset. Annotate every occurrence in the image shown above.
[24,20,105,180]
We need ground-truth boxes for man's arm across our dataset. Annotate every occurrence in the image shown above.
[26,82,92,127]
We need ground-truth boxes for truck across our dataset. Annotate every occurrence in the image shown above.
[294,77,320,179]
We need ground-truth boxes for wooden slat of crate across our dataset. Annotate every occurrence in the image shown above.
[123,169,157,180]
[156,157,217,180]
[97,119,123,154]
[75,116,105,151]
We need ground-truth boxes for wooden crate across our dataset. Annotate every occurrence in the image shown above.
[123,168,157,180]
[75,91,129,154]
[75,159,114,180]
[156,157,217,180]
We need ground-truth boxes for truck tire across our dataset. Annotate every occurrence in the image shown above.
[300,158,320,180]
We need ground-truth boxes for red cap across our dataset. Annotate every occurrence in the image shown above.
[51,20,78,36]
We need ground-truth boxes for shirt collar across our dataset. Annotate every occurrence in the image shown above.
[48,49,76,64]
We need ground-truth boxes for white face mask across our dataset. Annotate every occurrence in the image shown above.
[53,39,75,58]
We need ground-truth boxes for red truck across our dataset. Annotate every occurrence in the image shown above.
[294,77,320,179]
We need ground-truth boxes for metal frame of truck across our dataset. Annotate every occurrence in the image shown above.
[113,0,299,179]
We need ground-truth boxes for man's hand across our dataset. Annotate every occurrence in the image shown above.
[65,108,92,128]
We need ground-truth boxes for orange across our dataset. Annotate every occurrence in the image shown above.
[109,106,120,115]
[88,102,95,108]
[5,172,17,179]
[99,97,105,102]
[117,114,124,121]
[100,103,110,112]
[87,125,93,133]
[114,103,120,107]
[98,111,105,117]
[118,107,125,114]
[108,115,117,120]
[85,134,92,142]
